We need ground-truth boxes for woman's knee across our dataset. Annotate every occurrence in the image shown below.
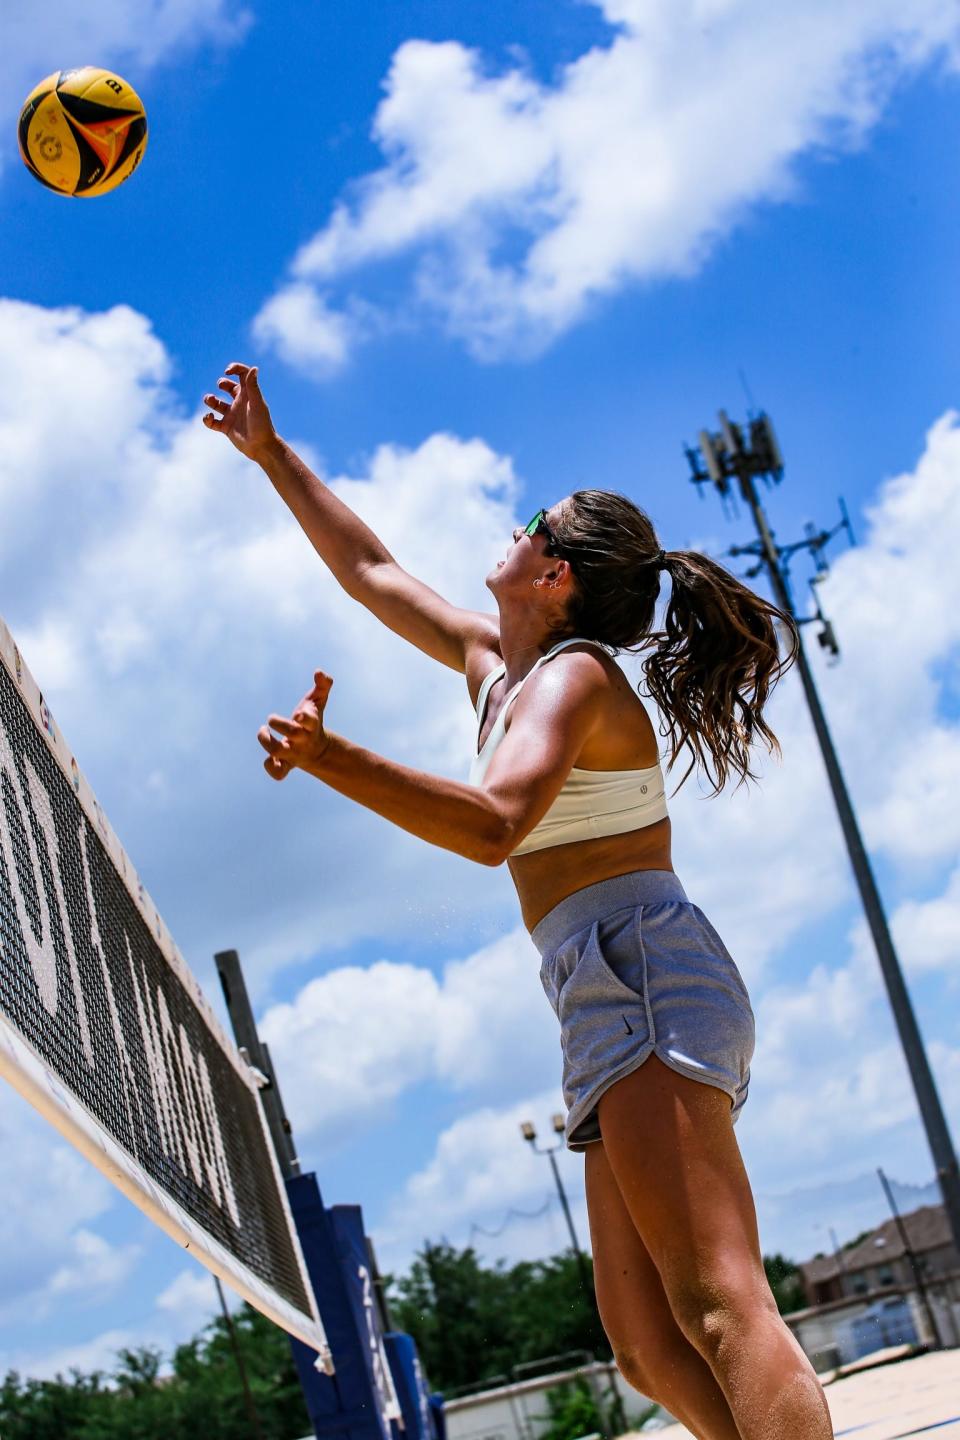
[610,1333,692,1403]
[665,1269,779,1364]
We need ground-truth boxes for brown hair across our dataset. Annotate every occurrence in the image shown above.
[550,489,799,795]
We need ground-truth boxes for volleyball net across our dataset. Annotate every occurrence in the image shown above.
[0,614,329,1362]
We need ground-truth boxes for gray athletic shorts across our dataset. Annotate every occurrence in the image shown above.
[532,870,755,1151]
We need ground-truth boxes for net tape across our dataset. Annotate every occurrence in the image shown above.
[0,616,328,1361]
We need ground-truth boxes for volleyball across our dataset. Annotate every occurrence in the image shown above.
[18,67,147,197]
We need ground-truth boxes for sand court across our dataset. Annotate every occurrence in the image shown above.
[650,1349,960,1439]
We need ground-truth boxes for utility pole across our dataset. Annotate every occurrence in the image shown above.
[684,411,960,1256]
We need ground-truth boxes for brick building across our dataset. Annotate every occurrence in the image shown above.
[785,1204,960,1370]
[800,1205,959,1307]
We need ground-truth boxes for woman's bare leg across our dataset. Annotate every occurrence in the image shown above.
[597,1056,833,1440]
[586,1141,743,1440]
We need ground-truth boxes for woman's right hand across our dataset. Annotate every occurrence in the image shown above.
[202,362,278,460]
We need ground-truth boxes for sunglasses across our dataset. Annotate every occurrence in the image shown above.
[520,508,562,554]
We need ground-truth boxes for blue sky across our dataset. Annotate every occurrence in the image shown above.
[1,0,960,1382]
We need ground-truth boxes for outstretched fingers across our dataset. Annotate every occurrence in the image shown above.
[223,361,262,391]
[266,715,300,736]
[257,673,332,781]
[257,723,285,755]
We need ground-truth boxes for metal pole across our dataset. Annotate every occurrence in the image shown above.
[215,1273,266,1440]
[546,1147,591,1296]
[734,470,960,1256]
[215,948,300,1179]
[877,1167,942,1350]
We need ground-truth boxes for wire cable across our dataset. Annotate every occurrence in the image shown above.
[469,1197,552,1241]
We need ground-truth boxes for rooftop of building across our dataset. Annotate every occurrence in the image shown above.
[799,1204,954,1286]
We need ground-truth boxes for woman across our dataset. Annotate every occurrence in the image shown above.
[203,363,833,1440]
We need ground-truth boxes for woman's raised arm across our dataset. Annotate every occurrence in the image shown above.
[203,362,498,672]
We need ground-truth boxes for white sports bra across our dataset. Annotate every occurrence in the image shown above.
[468,637,668,856]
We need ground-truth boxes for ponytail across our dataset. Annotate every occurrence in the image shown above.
[641,550,798,795]
[551,490,798,797]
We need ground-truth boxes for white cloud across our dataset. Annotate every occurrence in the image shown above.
[375,1087,586,1270]
[156,1265,237,1330]
[252,284,359,377]
[0,1090,131,1330]
[156,1266,218,1316]
[46,1230,141,1306]
[890,864,960,978]
[259,924,556,1144]
[3,1264,237,1382]
[809,412,960,864]
[4,0,250,174]
[730,861,960,1220]
[256,0,960,362]
[9,1327,137,1382]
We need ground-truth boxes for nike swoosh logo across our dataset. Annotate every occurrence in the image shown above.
[623,1014,633,1035]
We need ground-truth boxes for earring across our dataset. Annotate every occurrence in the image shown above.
[533,579,543,588]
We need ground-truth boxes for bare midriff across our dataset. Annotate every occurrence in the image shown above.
[510,815,673,933]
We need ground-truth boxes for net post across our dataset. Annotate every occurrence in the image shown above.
[215,948,300,1179]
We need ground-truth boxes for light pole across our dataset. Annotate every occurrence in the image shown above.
[684,411,960,1256]
[520,1118,621,1435]
[520,1115,591,1298]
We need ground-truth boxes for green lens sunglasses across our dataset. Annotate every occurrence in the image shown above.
[522,508,561,553]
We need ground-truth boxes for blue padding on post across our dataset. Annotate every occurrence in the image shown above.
[385,1332,437,1440]
[285,1174,393,1440]
[429,1393,446,1440]
[329,1206,401,1437]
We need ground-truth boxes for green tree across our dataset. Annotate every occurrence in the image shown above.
[388,1241,610,1392]
[763,1253,806,1315]
[0,1306,308,1440]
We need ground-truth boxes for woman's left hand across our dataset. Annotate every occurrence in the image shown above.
[258,670,334,781]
